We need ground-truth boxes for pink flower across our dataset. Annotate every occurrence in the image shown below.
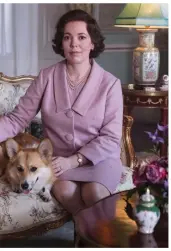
[159,167,167,179]
[145,164,165,183]
[133,168,147,186]
[132,156,168,187]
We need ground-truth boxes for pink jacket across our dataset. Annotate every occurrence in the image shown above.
[0,60,123,165]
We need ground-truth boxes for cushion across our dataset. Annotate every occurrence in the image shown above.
[114,165,135,193]
[0,177,69,236]
[30,121,43,139]
[0,165,134,236]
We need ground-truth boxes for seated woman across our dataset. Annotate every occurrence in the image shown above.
[0,9,123,215]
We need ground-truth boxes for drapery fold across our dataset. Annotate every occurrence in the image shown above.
[0,3,39,76]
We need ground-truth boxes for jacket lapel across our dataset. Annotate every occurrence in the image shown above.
[54,60,71,113]
[54,59,104,116]
[72,60,104,116]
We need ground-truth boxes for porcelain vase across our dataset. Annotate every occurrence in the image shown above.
[133,188,160,234]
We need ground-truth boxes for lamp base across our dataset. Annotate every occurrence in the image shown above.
[134,84,156,90]
[133,29,160,88]
[134,81,156,90]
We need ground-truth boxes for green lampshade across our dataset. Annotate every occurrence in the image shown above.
[115,3,168,28]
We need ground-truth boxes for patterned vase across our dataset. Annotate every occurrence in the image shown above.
[133,188,160,234]
[133,29,160,88]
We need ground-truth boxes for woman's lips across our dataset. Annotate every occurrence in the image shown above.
[70,52,81,55]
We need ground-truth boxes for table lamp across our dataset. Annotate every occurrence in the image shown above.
[114,3,168,89]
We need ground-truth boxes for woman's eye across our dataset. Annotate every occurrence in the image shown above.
[79,36,86,40]
[30,167,37,172]
[17,166,24,172]
[63,36,70,41]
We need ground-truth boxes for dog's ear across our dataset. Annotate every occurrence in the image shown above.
[5,139,20,159]
[38,139,53,162]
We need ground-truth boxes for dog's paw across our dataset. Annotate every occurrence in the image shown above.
[12,186,22,193]
[39,193,50,202]
[38,187,51,202]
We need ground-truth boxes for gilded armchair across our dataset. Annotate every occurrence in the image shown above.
[0,72,136,240]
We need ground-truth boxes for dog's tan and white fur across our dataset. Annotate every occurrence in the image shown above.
[0,133,55,202]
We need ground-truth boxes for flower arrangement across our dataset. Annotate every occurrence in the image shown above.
[144,123,168,155]
[126,123,168,212]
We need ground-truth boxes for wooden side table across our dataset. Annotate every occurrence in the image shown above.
[75,192,168,248]
[122,85,168,156]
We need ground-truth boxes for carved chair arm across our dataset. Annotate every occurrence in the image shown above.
[122,115,137,169]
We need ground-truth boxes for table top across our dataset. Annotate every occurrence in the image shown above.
[74,192,168,248]
[122,85,168,97]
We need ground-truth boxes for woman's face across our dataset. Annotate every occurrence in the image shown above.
[62,21,94,64]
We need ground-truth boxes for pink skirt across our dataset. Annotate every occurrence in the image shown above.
[59,158,123,194]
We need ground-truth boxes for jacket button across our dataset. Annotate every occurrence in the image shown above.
[65,134,73,141]
[66,110,73,118]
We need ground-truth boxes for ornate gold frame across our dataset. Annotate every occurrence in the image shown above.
[0,72,35,84]
[122,115,137,169]
[0,72,136,240]
[0,215,72,240]
[69,4,94,16]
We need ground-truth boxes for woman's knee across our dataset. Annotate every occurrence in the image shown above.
[81,182,110,207]
[52,180,79,202]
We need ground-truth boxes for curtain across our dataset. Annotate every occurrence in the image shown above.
[0,3,39,76]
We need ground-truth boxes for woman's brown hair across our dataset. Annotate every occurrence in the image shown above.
[52,9,105,58]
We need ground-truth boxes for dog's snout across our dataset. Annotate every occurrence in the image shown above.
[21,182,29,190]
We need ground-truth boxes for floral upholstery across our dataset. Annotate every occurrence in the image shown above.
[0,167,134,236]
[0,177,69,235]
[115,166,135,193]
[0,73,136,238]
[0,80,41,121]
[0,81,17,115]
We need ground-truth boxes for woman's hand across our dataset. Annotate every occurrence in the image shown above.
[52,153,90,177]
[52,156,72,177]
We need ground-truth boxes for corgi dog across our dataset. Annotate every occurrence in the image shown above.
[0,133,56,202]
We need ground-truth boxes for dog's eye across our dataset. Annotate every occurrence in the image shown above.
[30,167,37,172]
[17,166,24,172]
